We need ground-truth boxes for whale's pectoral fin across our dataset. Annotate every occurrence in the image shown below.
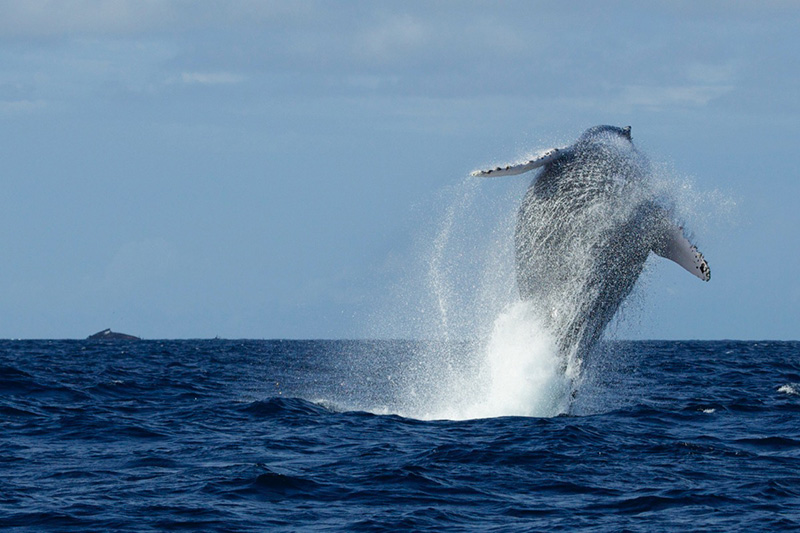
[471,147,567,178]
[651,223,710,281]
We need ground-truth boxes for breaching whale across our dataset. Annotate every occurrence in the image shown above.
[472,125,709,358]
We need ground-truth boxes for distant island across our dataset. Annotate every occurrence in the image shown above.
[87,329,141,341]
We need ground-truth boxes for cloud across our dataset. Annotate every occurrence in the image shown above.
[355,13,430,64]
[684,62,738,85]
[0,0,174,37]
[0,3,787,114]
[621,84,734,109]
[0,99,46,113]
[0,0,314,39]
[177,71,246,85]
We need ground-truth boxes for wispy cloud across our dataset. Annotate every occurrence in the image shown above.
[0,0,309,38]
[0,99,46,113]
[621,84,734,109]
[0,0,174,37]
[355,14,430,64]
[177,71,246,85]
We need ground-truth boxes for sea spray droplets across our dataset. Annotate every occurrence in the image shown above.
[479,301,573,418]
[395,174,583,421]
[405,178,578,420]
[413,303,574,421]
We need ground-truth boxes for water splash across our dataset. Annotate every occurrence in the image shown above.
[482,302,577,416]
[451,301,575,419]
[383,177,581,421]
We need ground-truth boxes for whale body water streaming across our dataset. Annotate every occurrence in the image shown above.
[384,126,711,420]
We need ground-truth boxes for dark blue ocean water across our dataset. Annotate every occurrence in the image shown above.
[1,339,799,531]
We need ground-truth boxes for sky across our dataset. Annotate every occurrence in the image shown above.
[1,1,798,340]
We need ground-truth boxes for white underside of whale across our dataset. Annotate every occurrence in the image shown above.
[471,147,567,178]
[652,224,711,281]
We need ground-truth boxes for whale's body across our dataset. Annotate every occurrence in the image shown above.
[474,126,709,358]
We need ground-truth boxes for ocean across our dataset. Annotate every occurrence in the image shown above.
[1,338,799,531]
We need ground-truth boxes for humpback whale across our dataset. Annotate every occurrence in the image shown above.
[87,328,141,341]
[472,125,709,358]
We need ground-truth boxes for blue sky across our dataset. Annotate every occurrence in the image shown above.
[1,1,797,339]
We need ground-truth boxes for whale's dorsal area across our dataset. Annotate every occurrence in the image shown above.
[470,147,567,178]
